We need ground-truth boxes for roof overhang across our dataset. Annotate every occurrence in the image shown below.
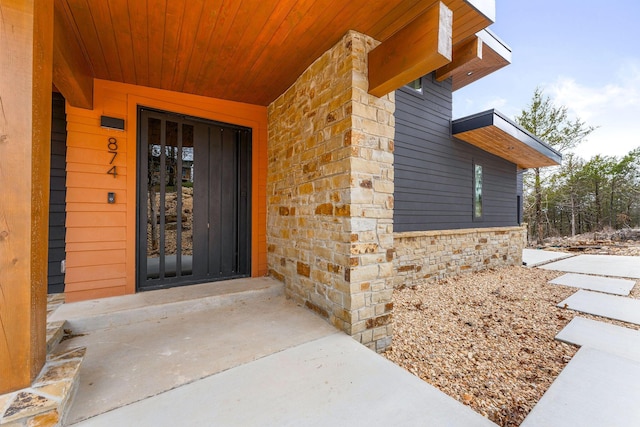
[435,29,511,90]
[53,0,496,109]
[452,109,562,169]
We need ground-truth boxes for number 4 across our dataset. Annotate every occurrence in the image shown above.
[107,166,117,177]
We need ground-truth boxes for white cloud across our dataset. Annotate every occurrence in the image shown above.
[481,96,508,112]
[547,61,640,158]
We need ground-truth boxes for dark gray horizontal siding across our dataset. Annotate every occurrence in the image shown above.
[49,92,67,294]
[394,74,519,232]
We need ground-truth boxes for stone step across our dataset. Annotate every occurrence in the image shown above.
[49,277,284,334]
[0,346,87,426]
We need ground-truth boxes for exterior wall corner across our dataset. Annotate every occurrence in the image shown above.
[267,31,395,352]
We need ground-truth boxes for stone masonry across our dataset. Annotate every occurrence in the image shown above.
[393,226,526,289]
[267,31,395,352]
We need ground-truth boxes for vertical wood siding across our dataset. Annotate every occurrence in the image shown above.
[64,80,267,302]
[394,73,518,232]
[48,92,67,293]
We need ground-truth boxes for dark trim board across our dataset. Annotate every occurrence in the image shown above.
[394,73,520,232]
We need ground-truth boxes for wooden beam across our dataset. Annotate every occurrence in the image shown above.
[53,0,93,109]
[435,35,482,81]
[368,1,452,98]
[0,0,53,393]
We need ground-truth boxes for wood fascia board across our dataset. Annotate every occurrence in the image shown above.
[435,35,482,81]
[53,0,94,109]
[368,1,453,98]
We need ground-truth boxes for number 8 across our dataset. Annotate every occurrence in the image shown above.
[108,137,118,151]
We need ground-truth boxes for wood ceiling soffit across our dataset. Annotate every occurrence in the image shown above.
[210,1,284,99]
[456,128,559,169]
[368,1,453,97]
[247,0,355,105]
[56,0,494,105]
[90,0,125,82]
[53,0,93,109]
[126,1,149,87]
[435,35,482,81]
[178,0,223,94]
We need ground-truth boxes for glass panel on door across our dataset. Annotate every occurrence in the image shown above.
[145,118,194,280]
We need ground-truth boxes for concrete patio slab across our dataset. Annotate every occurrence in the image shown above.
[558,289,640,325]
[72,333,497,427]
[522,249,573,267]
[556,317,640,362]
[539,254,640,278]
[50,277,282,333]
[549,273,635,296]
[59,291,337,424]
[521,347,640,427]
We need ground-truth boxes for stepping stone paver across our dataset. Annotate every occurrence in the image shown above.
[549,273,635,296]
[521,347,640,427]
[556,317,640,362]
[522,249,572,267]
[558,289,640,325]
[540,254,640,278]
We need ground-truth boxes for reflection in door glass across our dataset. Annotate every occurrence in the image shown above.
[146,118,194,279]
[163,121,179,277]
[146,117,161,277]
[180,124,194,276]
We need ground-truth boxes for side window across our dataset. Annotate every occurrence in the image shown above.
[473,163,483,220]
[405,77,423,93]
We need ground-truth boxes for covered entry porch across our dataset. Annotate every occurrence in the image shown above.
[0,0,497,405]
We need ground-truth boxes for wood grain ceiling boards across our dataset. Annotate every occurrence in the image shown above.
[58,0,493,106]
[455,127,559,169]
[453,110,561,169]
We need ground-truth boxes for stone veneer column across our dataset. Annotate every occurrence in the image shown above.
[267,31,395,351]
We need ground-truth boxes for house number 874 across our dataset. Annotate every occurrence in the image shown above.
[107,137,118,177]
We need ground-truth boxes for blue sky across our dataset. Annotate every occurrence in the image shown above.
[452,1,640,160]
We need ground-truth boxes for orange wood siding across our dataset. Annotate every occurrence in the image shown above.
[64,79,267,302]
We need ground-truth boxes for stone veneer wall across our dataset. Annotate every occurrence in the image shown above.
[394,226,526,288]
[267,31,395,352]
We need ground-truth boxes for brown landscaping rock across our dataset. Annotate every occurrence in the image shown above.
[385,264,640,427]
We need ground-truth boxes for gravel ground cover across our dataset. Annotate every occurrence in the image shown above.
[384,258,640,427]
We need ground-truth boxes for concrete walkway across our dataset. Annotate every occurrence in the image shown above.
[530,252,640,426]
[549,273,635,296]
[556,317,640,362]
[60,278,495,426]
[521,347,640,427]
[540,254,640,278]
[558,289,640,325]
[522,249,573,267]
[73,333,495,427]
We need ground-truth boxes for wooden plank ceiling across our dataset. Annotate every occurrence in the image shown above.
[452,110,562,169]
[56,0,493,106]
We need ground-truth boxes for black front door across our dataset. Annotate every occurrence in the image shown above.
[137,109,251,291]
